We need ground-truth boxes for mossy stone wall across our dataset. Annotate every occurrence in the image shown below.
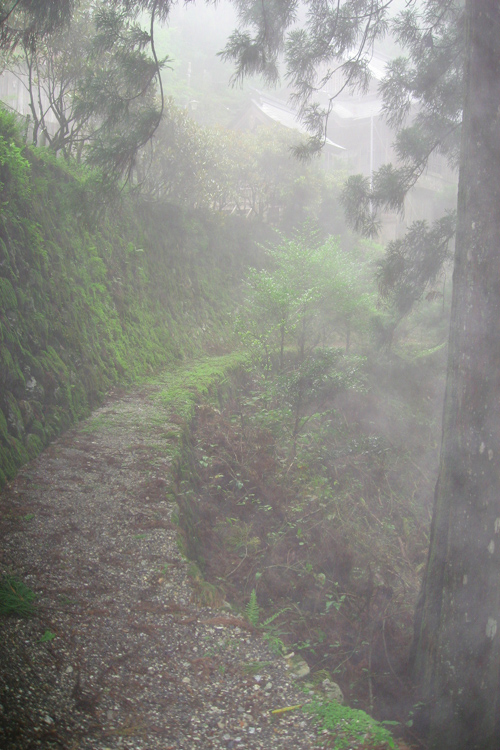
[0,108,253,487]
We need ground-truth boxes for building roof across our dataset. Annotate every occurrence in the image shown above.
[329,96,383,121]
[366,50,391,82]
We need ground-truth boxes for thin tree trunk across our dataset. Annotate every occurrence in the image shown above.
[412,3,500,748]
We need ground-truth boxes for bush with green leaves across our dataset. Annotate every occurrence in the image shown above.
[236,226,383,372]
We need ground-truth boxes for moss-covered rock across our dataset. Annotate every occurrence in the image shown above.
[5,436,29,469]
[0,276,17,310]
[18,400,34,430]
[0,345,25,392]
[26,433,43,459]
[4,392,24,440]
[30,419,46,442]
[0,408,8,441]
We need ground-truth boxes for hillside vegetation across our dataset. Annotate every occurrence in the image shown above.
[174,228,449,733]
[0,107,253,486]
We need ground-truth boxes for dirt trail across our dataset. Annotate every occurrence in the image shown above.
[0,368,318,749]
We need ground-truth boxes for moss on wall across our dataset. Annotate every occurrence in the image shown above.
[0,107,253,486]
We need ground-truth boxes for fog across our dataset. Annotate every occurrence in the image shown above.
[1,2,494,750]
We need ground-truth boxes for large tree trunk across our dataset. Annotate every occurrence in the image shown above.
[411,3,500,748]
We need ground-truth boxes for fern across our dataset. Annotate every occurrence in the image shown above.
[245,588,260,627]
[261,607,290,655]
[245,594,289,653]
[262,607,290,627]
[0,576,36,617]
[263,631,286,655]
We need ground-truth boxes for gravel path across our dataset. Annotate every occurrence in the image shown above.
[0,371,319,749]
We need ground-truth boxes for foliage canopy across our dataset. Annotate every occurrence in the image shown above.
[222,0,462,316]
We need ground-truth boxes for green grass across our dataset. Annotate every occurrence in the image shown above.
[80,413,118,433]
[157,352,249,421]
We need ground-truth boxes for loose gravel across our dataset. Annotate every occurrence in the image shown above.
[0,374,319,749]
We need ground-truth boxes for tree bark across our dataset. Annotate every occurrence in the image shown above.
[412,3,500,748]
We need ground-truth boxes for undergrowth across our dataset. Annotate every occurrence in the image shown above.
[303,699,398,749]
[244,588,289,654]
[177,338,445,737]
